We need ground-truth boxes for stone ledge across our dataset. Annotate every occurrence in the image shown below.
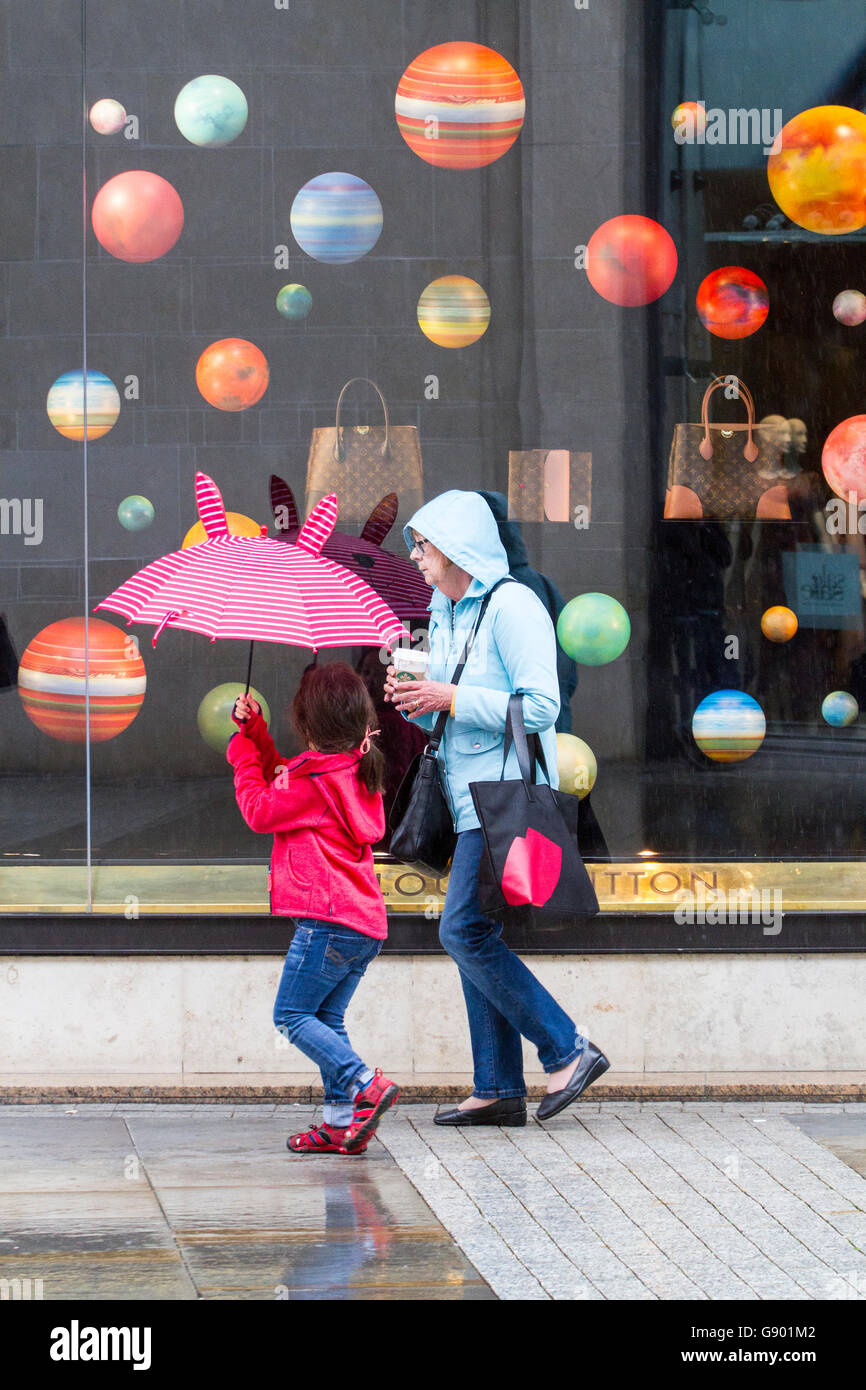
[3,1080,866,1104]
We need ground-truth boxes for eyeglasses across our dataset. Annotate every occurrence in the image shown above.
[410,536,430,555]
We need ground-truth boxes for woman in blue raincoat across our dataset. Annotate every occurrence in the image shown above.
[384,491,609,1126]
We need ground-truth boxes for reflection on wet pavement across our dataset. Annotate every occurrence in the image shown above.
[0,1106,493,1300]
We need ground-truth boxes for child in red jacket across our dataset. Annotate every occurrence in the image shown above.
[228,662,400,1155]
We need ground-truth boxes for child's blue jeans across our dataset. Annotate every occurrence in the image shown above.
[273,919,382,1125]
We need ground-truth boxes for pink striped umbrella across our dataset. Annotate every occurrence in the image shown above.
[96,474,407,664]
[269,476,430,622]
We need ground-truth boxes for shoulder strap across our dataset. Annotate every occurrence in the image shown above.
[427,576,512,753]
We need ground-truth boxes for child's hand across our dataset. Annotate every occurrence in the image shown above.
[232,694,260,726]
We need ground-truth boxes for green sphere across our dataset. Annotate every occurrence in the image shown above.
[557,592,631,666]
[276,283,313,320]
[117,495,154,531]
[197,682,271,753]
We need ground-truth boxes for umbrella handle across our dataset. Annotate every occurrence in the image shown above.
[244,641,254,696]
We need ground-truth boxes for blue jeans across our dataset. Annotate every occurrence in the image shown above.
[438,830,586,1099]
[273,920,382,1117]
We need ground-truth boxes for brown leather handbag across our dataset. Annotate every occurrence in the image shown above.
[664,377,792,522]
[304,377,424,527]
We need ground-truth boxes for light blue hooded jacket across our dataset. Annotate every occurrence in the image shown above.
[402,490,560,832]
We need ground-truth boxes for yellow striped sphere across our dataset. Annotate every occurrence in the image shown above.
[417,275,491,348]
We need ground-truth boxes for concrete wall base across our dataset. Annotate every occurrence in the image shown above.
[2,953,865,1092]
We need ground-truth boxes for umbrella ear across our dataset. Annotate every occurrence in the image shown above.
[195,472,230,539]
[270,475,299,533]
[360,492,398,546]
[296,493,338,557]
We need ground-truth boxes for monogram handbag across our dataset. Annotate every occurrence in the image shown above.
[389,580,509,875]
[305,377,424,528]
[470,696,599,928]
[507,449,592,523]
[664,377,792,522]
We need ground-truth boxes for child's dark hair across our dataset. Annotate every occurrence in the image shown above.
[291,661,385,794]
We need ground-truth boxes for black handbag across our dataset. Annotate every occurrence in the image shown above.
[388,579,509,874]
[470,695,599,928]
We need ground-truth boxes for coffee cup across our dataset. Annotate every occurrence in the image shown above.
[391,647,428,682]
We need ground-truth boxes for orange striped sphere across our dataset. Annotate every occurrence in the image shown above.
[395,42,525,169]
[18,617,146,743]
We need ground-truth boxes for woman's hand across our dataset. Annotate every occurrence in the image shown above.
[389,678,456,719]
[232,694,261,726]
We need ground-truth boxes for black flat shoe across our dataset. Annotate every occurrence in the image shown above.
[434,1096,527,1127]
[535,1042,610,1121]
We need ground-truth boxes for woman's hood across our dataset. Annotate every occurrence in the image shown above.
[403,490,509,594]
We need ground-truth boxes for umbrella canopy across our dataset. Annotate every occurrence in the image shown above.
[269,477,430,622]
[96,473,406,652]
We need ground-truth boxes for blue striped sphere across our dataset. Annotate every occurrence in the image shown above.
[290,172,383,265]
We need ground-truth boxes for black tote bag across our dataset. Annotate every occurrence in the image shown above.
[389,579,510,874]
[470,695,599,928]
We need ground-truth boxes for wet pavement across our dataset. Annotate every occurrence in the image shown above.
[0,1105,493,1300]
[4,1102,866,1302]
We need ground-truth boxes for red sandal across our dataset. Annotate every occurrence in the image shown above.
[342,1069,401,1153]
[286,1122,366,1155]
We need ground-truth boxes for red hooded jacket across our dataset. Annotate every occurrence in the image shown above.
[226,710,387,939]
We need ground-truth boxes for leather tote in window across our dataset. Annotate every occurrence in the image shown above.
[470,695,599,928]
[389,579,510,875]
[305,377,424,528]
[664,377,792,522]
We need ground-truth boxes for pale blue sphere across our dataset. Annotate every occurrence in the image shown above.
[175,75,248,148]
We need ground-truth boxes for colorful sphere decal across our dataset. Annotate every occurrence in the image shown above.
[89,99,126,135]
[555,733,597,800]
[768,105,866,235]
[696,266,769,340]
[417,275,491,349]
[833,290,866,326]
[585,215,678,307]
[822,691,859,727]
[18,617,146,744]
[46,369,120,441]
[556,593,631,667]
[822,415,866,505]
[276,283,313,320]
[760,606,798,643]
[290,173,383,265]
[174,74,248,147]
[91,170,184,262]
[197,682,271,753]
[670,101,707,140]
[195,338,269,412]
[395,41,525,170]
[117,496,155,531]
[182,511,262,548]
[692,691,766,764]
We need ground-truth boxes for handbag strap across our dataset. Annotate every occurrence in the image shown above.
[502,693,551,787]
[333,377,390,462]
[427,577,512,754]
[700,376,758,463]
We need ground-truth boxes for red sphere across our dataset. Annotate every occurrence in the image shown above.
[697,266,769,340]
[822,415,866,504]
[585,215,678,307]
[91,171,184,263]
